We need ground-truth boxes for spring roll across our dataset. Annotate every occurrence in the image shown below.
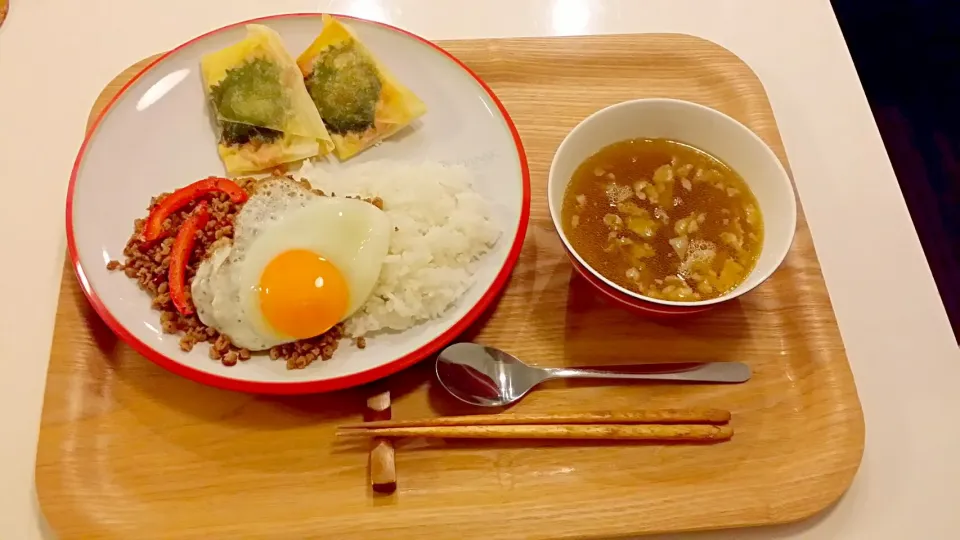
[201,24,334,174]
[297,14,427,160]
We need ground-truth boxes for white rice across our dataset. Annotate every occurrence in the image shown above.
[298,160,501,336]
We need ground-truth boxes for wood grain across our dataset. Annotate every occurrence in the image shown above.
[36,34,864,539]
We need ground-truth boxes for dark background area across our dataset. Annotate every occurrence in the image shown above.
[832,0,960,341]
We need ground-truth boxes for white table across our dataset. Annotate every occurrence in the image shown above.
[1,1,957,538]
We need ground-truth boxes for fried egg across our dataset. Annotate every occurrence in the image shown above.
[192,178,390,350]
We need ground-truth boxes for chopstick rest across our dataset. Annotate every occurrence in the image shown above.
[365,391,396,494]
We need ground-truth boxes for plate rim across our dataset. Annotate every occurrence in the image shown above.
[64,12,531,395]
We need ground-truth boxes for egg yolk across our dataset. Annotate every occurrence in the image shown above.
[258,249,349,339]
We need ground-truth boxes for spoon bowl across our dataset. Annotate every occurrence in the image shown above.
[435,342,751,407]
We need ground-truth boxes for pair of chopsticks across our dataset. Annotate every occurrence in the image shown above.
[339,409,733,442]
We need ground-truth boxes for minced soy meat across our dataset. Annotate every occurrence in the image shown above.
[108,176,343,369]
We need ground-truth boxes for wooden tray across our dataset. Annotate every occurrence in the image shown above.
[36,33,864,539]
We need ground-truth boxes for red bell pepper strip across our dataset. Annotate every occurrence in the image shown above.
[140,177,247,242]
[168,202,210,316]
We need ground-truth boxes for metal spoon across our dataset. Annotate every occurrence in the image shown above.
[435,342,751,407]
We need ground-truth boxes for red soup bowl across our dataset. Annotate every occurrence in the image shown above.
[547,98,797,316]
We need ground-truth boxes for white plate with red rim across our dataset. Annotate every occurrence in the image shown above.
[67,13,530,394]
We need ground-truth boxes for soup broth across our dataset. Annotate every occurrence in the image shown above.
[560,138,764,302]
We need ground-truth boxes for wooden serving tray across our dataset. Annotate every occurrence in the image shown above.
[36,34,864,539]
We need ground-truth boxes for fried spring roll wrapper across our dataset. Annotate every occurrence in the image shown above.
[201,24,334,174]
[297,14,427,160]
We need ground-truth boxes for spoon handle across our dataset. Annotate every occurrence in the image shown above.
[544,362,750,383]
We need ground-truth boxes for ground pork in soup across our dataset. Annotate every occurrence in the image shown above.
[560,138,764,302]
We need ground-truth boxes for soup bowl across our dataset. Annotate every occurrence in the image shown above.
[547,98,797,316]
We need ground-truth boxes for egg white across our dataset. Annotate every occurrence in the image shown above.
[192,178,390,350]
[239,196,391,344]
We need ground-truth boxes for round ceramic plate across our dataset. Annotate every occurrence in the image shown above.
[67,14,530,394]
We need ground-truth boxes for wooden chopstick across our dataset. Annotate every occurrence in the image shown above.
[339,409,730,430]
[338,423,733,442]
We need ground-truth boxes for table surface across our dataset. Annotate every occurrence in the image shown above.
[0,1,957,538]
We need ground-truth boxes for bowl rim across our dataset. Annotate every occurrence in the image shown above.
[547,97,797,308]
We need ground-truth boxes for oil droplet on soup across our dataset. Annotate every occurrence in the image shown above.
[560,138,764,302]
